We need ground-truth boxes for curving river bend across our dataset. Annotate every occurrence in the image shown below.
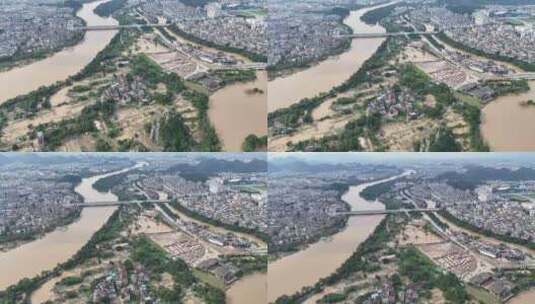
[267,172,409,302]
[481,81,535,151]
[267,3,390,113]
[0,0,118,105]
[0,163,142,293]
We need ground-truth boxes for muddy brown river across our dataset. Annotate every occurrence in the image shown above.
[0,0,118,104]
[509,289,535,304]
[481,81,535,151]
[0,164,142,293]
[209,71,267,152]
[267,172,408,303]
[227,272,267,304]
[267,3,390,112]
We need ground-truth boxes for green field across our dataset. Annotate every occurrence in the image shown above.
[454,92,481,108]
[236,9,268,17]
[193,268,226,290]
[466,285,501,304]
[236,183,266,194]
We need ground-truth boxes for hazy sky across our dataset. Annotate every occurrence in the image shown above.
[268,152,535,166]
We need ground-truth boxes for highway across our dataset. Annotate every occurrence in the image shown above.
[210,62,267,70]
[486,73,535,81]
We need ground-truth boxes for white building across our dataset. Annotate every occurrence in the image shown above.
[206,3,222,19]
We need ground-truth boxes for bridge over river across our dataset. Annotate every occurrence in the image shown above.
[334,208,442,216]
[76,23,439,41]
[71,199,171,207]
[73,24,169,31]
[338,31,440,39]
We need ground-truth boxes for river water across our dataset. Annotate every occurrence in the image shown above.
[267,173,407,302]
[0,0,118,104]
[0,164,140,296]
[481,81,535,151]
[208,71,267,152]
[227,272,267,304]
[267,4,389,112]
[161,188,267,303]
[509,289,535,304]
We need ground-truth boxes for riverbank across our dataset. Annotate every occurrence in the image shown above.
[432,212,535,304]
[436,32,535,72]
[0,1,88,74]
[0,163,142,293]
[208,71,267,151]
[268,172,407,302]
[269,182,360,257]
[481,81,535,151]
[268,3,390,113]
[141,13,266,152]
[428,29,535,151]
[0,208,82,253]
[267,34,352,82]
[0,0,118,105]
[438,210,535,251]
[167,24,266,63]
[0,175,86,252]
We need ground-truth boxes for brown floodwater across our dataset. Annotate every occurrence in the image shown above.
[162,193,267,303]
[267,3,391,112]
[508,289,535,304]
[208,71,267,151]
[226,272,267,304]
[481,81,535,151]
[0,164,142,295]
[267,172,408,302]
[0,0,118,104]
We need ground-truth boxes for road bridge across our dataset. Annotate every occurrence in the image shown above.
[72,199,171,207]
[73,24,169,31]
[211,62,267,71]
[487,73,535,81]
[334,208,441,216]
[338,31,440,39]
[496,261,535,270]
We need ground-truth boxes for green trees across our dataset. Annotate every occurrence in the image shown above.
[59,276,83,286]
[360,179,400,201]
[168,24,267,63]
[361,2,403,25]
[429,127,462,152]
[159,111,195,151]
[398,246,469,303]
[132,236,225,303]
[242,134,267,151]
[215,69,257,85]
[94,0,127,17]
[130,54,185,94]
[183,91,221,151]
[436,32,535,72]
[169,200,269,242]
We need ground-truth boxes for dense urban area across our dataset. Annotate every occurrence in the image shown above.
[2,153,533,303]
[0,0,267,152]
[0,153,267,304]
[268,154,535,304]
[268,0,535,152]
[1,0,535,303]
